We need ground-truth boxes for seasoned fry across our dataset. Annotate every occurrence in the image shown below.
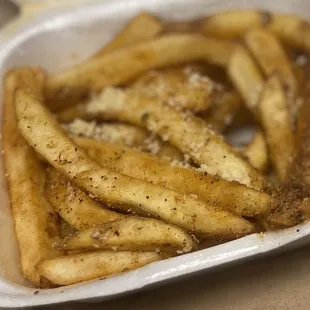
[2,69,61,287]
[131,67,216,112]
[245,28,297,91]
[267,96,310,228]
[227,45,264,112]
[82,87,266,189]
[46,35,236,105]
[46,168,125,230]
[259,75,295,182]
[202,11,265,39]
[245,28,297,119]
[243,130,269,173]
[63,119,183,160]
[201,11,310,51]
[58,217,197,253]
[267,94,310,228]
[38,251,163,286]
[73,136,272,217]
[94,12,163,57]
[199,90,242,132]
[15,89,254,238]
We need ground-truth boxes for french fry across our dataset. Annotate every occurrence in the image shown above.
[63,119,183,160]
[82,87,266,190]
[259,75,295,182]
[46,34,236,105]
[201,11,310,51]
[58,217,197,253]
[73,136,272,217]
[55,63,228,122]
[199,90,242,132]
[2,69,61,287]
[131,67,216,112]
[46,168,125,230]
[202,11,265,39]
[38,251,163,286]
[245,28,297,91]
[267,94,310,228]
[243,130,269,173]
[227,45,264,112]
[15,89,254,238]
[245,28,298,120]
[94,12,163,57]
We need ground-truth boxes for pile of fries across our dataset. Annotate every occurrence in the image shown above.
[2,10,310,288]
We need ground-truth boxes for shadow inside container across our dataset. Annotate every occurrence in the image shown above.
[0,0,20,29]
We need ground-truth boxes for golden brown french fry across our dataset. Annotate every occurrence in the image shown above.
[58,217,197,253]
[267,96,310,228]
[2,68,61,287]
[82,87,266,190]
[94,12,163,57]
[63,119,183,160]
[15,89,254,238]
[131,67,216,112]
[46,168,125,230]
[46,34,236,105]
[245,28,297,91]
[73,136,272,217]
[201,11,310,51]
[202,11,265,39]
[243,130,269,173]
[199,90,242,132]
[38,251,163,286]
[245,28,297,120]
[259,75,295,182]
[227,45,264,112]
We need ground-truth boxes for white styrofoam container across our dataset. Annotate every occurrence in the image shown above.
[1,0,310,307]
